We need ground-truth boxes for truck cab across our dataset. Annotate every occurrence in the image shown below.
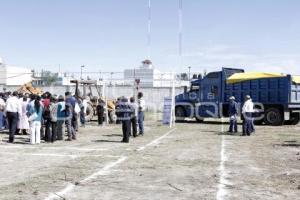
[175,68,244,122]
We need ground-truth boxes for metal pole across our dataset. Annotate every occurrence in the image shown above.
[147,0,151,59]
[80,65,84,80]
[188,66,191,81]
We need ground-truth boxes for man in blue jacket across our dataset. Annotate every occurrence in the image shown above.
[65,92,77,141]
[228,96,238,133]
[116,96,133,143]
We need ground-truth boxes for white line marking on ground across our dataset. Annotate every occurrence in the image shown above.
[44,156,127,200]
[0,145,108,152]
[136,128,176,151]
[216,135,231,200]
[0,152,119,159]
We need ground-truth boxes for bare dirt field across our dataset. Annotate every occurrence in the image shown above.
[0,115,299,200]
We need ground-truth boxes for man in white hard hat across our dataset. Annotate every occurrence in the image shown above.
[242,95,254,136]
[228,96,238,133]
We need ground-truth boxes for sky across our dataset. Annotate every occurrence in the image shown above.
[1,0,300,76]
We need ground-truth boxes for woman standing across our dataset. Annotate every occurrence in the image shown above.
[18,97,30,134]
[29,96,43,144]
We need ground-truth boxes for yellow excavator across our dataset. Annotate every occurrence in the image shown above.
[17,82,43,95]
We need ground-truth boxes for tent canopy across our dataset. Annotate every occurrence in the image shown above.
[227,72,300,84]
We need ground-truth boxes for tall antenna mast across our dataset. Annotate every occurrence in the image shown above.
[178,0,183,57]
[147,0,151,59]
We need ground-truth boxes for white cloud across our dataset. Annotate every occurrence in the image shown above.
[168,45,300,75]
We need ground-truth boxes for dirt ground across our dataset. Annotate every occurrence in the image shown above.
[0,114,299,200]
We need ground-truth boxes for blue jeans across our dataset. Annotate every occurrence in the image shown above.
[229,114,237,132]
[0,111,5,129]
[243,112,253,135]
[138,111,144,135]
[80,111,85,126]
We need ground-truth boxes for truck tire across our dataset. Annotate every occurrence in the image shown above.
[254,119,264,125]
[285,113,300,125]
[175,106,186,122]
[85,103,94,122]
[195,116,204,123]
[264,108,284,126]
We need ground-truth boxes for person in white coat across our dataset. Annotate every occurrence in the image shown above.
[18,96,30,134]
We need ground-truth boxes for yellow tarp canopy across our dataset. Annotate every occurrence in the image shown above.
[292,76,300,84]
[227,72,300,84]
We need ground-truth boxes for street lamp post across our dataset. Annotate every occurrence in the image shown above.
[188,66,191,81]
[80,65,85,80]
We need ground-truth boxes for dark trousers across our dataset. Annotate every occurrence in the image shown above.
[7,112,18,142]
[73,114,78,131]
[0,111,5,129]
[51,122,57,142]
[131,116,137,137]
[66,114,76,139]
[44,118,52,142]
[80,111,85,126]
[98,112,104,125]
[56,120,64,140]
[138,111,144,135]
[122,120,131,143]
[229,115,238,132]
[243,112,253,136]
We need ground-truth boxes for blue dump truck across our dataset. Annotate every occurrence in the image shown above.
[175,68,300,126]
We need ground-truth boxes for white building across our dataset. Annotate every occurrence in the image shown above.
[124,60,186,87]
[0,57,32,86]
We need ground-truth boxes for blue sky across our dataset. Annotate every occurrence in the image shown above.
[1,0,300,75]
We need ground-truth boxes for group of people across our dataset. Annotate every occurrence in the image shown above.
[116,92,145,143]
[228,95,255,136]
[0,91,92,144]
[0,90,146,145]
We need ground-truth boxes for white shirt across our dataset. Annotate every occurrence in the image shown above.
[5,96,22,114]
[82,99,88,114]
[0,98,5,107]
[138,98,146,112]
[242,99,254,113]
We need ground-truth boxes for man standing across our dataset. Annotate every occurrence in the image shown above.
[0,93,6,130]
[116,97,132,143]
[137,92,145,136]
[129,97,138,137]
[5,91,21,143]
[96,98,105,126]
[228,96,238,133]
[65,92,77,141]
[242,95,254,136]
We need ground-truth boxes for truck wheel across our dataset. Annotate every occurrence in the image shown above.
[264,108,284,126]
[195,116,204,123]
[85,104,94,122]
[175,106,185,122]
[285,113,300,125]
[254,119,264,125]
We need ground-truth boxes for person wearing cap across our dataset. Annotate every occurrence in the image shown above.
[228,96,238,133]
[116,96,133,143]
[242,95,254,136]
